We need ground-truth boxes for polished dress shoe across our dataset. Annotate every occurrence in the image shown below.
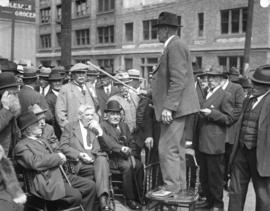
[100,195,110,211]
[126,200,141,210]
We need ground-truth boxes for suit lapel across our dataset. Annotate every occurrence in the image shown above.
[203,88,222,108]
[72,122,85,149]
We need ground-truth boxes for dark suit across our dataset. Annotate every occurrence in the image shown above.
[151,35,200,191]
[100,120,144,202]
[198,87,234,208]
[229,92,270,211]
[59,121,110,197]
[96,85,118,115]
[45,89,62,139]
[14,137,96,210]
[18,86,53,123]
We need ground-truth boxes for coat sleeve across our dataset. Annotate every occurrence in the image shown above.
[0,107,13,132]
[14,143,62,171]
[163,41,189,111]
[59,124,81,160]
[55,86,69,129]
[207,93,234,126]
[232,85,245,122]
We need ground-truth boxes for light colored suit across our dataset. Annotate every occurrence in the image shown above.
[151,36,200,191]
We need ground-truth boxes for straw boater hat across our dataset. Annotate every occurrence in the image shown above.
[127,69,143,80]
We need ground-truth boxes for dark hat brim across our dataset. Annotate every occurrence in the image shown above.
[48,76,64,81]
[20,117,39,131]
[248,71,270,85]
[114,79,132,85]
[104,108,122,113]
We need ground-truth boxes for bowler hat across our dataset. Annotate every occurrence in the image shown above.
[48,69,64,81]
[248,65,270,85]
[28,104,48,117]
[154,12,182,27]
[0,72,19,90]
[23,66,37,79]
[18,111,39,131]
[70,63,88,73]
[114,72,132,85]
[104,100,122,113]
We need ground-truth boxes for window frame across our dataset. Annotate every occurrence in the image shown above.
[97,25,115,44]
[142,19,158,41]
[125,22,134,42]
[75,29,90,46]
[40,34,51,49]
[97,0,115,13]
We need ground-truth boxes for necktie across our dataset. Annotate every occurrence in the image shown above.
[42,88,45,96]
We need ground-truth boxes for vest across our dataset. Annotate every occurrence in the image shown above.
[239,97,265,149]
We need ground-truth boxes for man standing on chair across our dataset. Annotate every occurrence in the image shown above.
[151,11,200,197]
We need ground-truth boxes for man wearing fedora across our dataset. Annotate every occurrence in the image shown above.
[18,66,53,123]
[151,11,200,197]
[38,67,51,96]
[14,111,96,210]
[108,72,140,133]
[228,65,270,211]
[46,69,64,139]
[127,69,144,93]
[100,100,144,210]
[59,104,111,211]
[197,66,234,210]
[56,63,99,130]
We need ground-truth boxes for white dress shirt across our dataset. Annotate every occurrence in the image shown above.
[79,120,92,150]
[206,85,221,99]
[251,90,270,109]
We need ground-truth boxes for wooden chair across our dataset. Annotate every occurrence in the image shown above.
[145,150,200,211]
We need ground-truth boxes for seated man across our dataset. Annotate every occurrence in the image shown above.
[14,111,96,210]
[59,104,111,211]
[100,100,144,210]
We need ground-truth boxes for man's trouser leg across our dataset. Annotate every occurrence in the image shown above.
[158,117,186,192]
[228,147,250,211]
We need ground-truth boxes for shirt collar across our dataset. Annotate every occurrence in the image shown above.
[52,89,59,96]
[164,35,176,48]
[221,79,229,90]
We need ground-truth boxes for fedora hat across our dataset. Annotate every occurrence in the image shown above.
[48,69,64,81]
[248,65,270,85]
[39,67,51,78]
[0,72,19,90]
[114,72,132,85]
[87,69,99,76]
[154,12,182,28]
[104,100,122,113]
[18,111,39,131]
[23,66,37,79]
[70,63,88,73]
[28,104,48,120]
[127,69,143,80]
[200,65,226,77]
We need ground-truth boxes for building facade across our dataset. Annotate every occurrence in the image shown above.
[36,0,270,84]
[0,0,36,65]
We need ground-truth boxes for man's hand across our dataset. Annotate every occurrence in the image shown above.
[89,120,103,136]
[13,193,27,204]
[200,108,212,116]
[79,152,94,164]
[1,91,21,116]
[145,137,154,150]
[57,152,67,164]
[161,109,173,124]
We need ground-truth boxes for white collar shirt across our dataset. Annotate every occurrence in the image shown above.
[221,79,229,90]
[206,85,221,99]
[164,35,176,48]
[79,120,92,150]
[251,89,270,109]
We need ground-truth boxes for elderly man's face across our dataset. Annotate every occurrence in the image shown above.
[51,80,63,91]
[79,108,95,128]
[28,122,42,137]
[73,71,86,85]
[118,85,129,97]
[198,75,208,89]
[208,75,222,89]
[107,111,121,125]
[37,116,46,129]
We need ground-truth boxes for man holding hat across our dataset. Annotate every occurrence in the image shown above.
[100,100,144,210]
[14,111,96,210]
[46,69,64,139]
[38,67,51,96]
[151,11,200,197]
[197,66,234,210]
[228,65,270,211]
[18,66,53,123]
[56,63,99,130]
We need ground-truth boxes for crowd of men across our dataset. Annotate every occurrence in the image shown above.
[1,11,270,211]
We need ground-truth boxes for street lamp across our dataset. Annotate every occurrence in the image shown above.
[260,0,270,8]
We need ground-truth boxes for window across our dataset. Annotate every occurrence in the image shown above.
[177,16,181,37]
[196,56,202,68]
[75,29,90,45]
[218,56,244,71]
[40,34,51,48]
[75,59,88,64]
[98,0,115,13]
[220,7,247,34]
[198,13,204,37]
[143,19,158,40]
[56,5,61,21]
[125,22,133,42]
[56,32,61,47]
[141,57,158,85]
[97,26,114,44]
[97,59,114,72]
[75,0,87,17]
[125,58,133,70]
[40,7,50,23]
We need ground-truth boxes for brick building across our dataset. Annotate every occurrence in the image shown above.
[36,0,270,85]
